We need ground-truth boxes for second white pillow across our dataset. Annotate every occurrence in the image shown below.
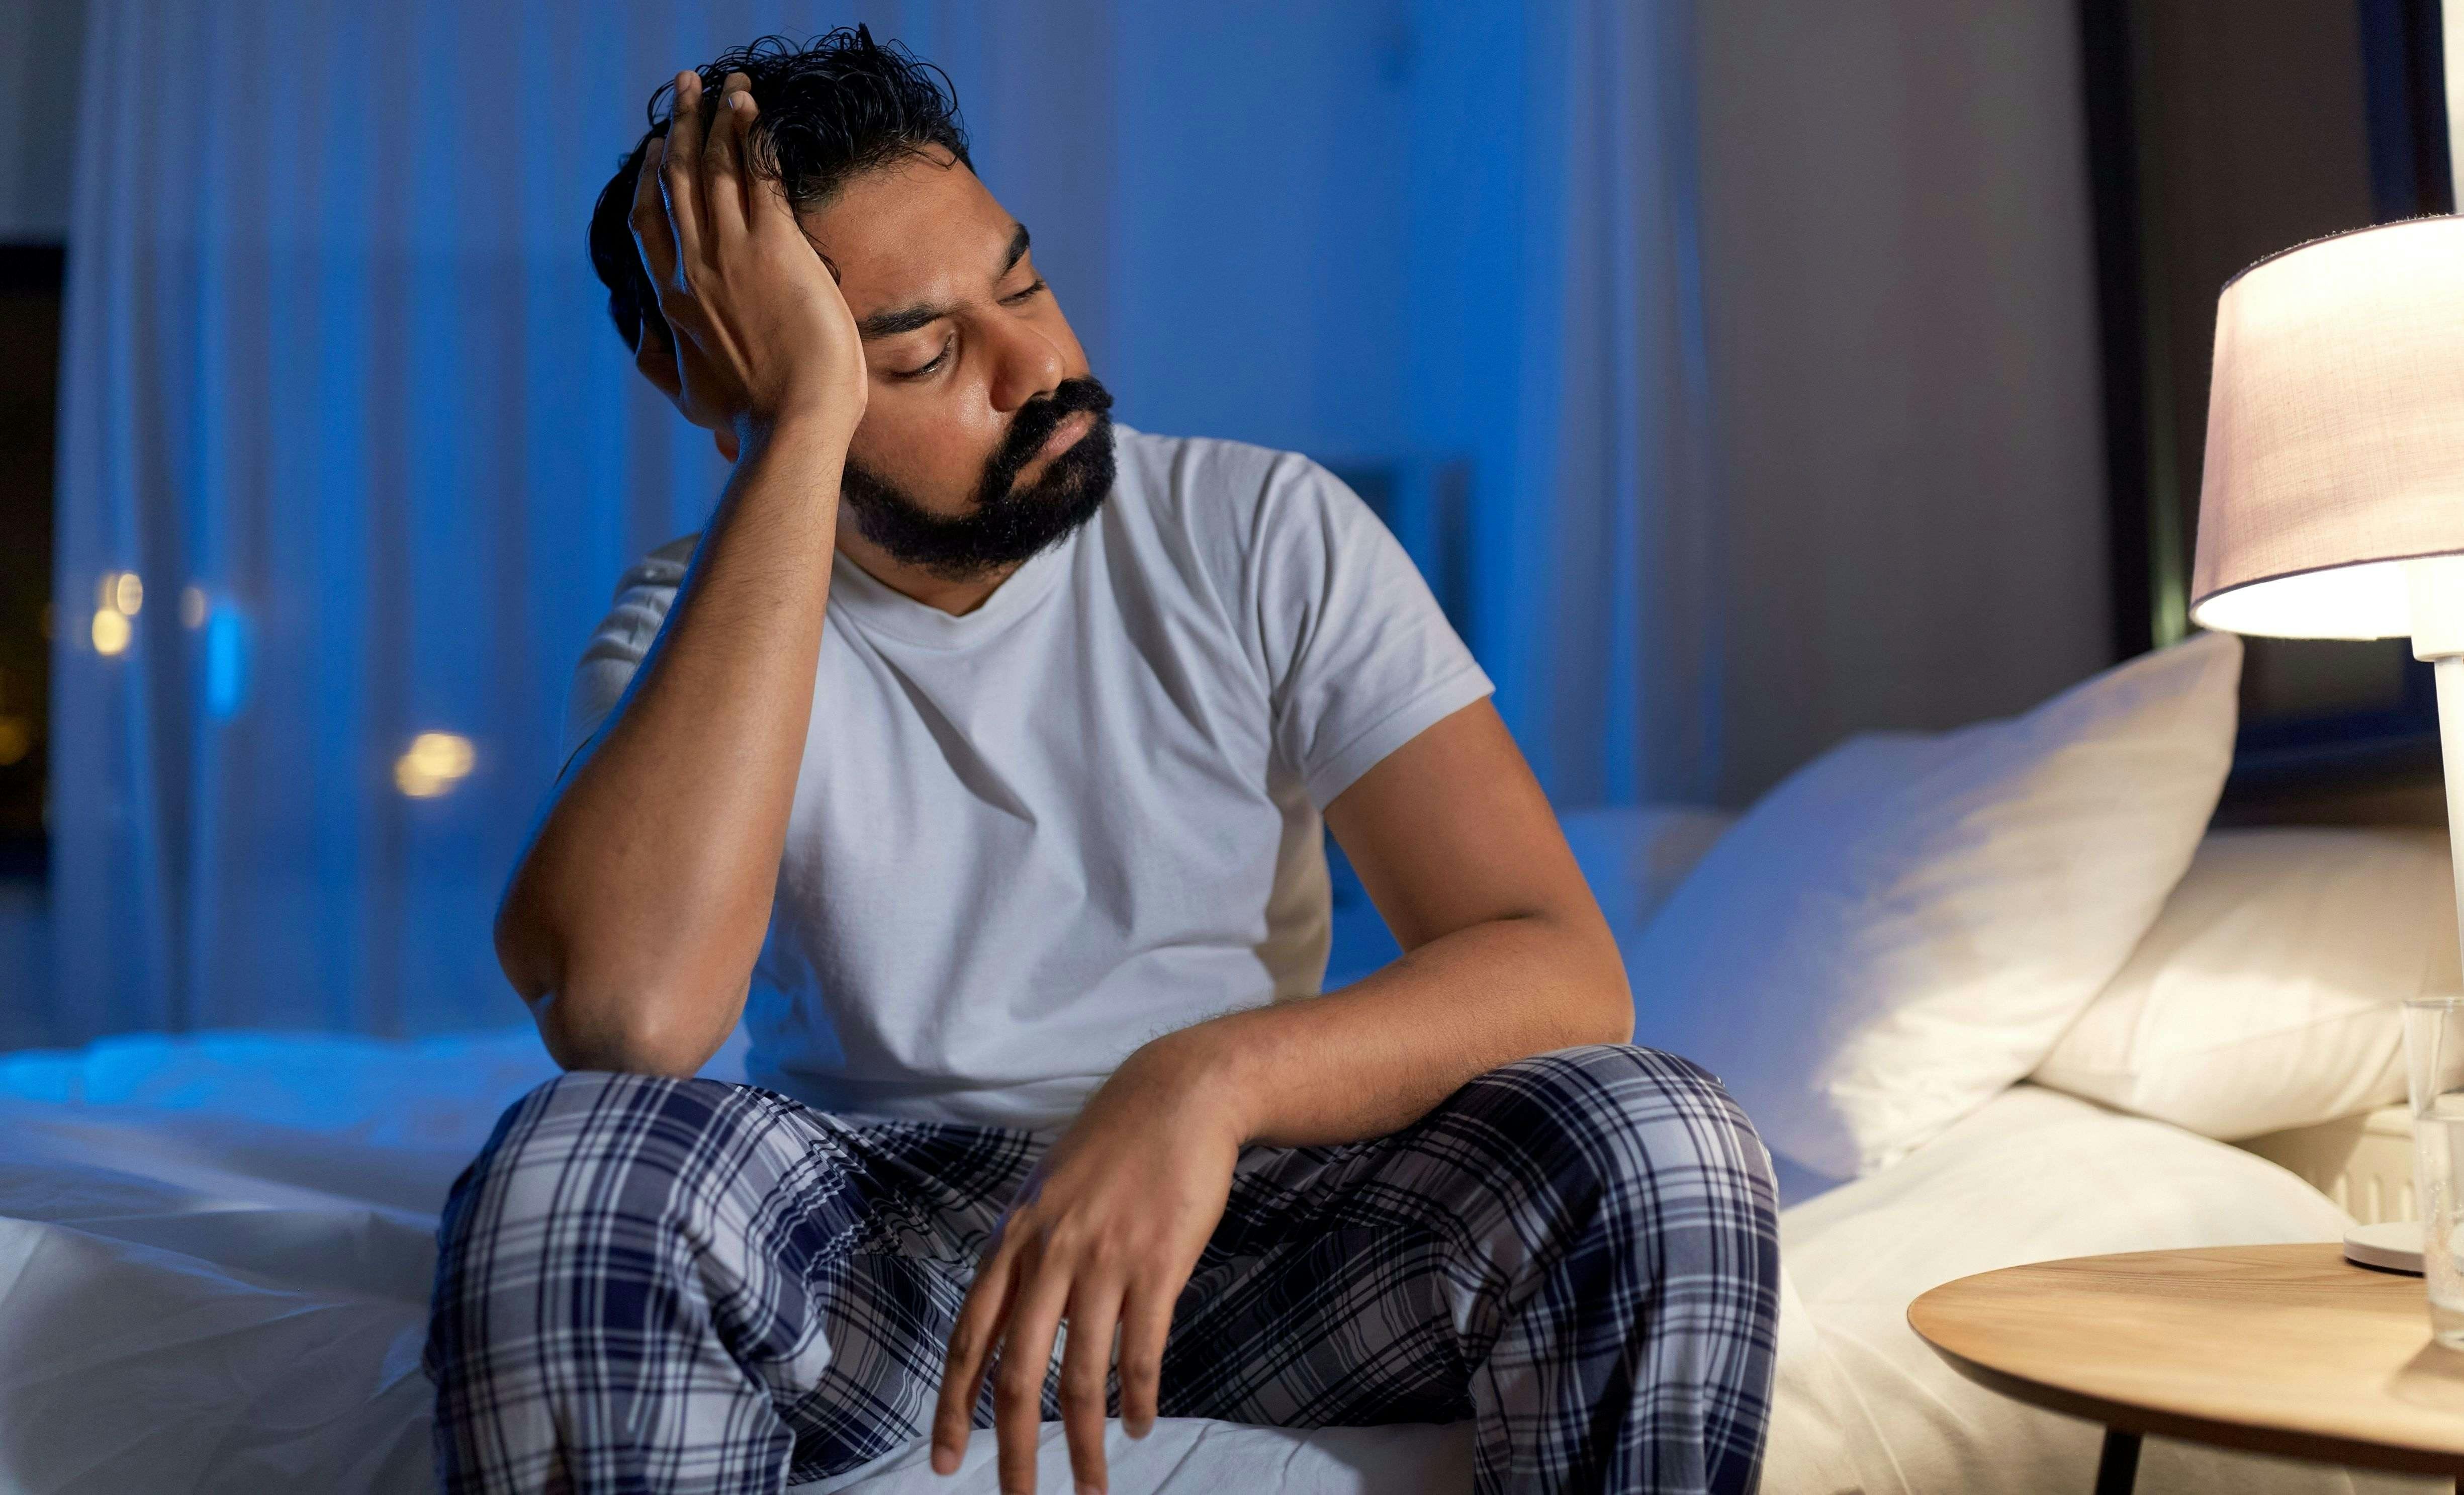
[2030,827,2460,1140]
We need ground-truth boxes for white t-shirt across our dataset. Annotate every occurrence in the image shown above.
[567,426,1493,1132]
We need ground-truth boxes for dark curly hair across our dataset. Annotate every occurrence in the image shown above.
[585,26,972,354]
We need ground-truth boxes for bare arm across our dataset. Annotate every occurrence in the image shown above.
[931,699,1628,1494]
[494,70,867,1076]
[497,422,847,1075]
[1135,696,1631,1143]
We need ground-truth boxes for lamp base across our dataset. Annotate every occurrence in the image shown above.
[2345,1218,2424,1275]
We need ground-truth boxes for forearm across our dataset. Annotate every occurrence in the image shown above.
[1138,908,1633,1150]
[498,414,849,1074]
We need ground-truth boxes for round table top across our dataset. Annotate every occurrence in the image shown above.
[1908,1243,2464,1475]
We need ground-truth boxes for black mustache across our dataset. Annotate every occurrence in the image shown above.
[983,379,1116,491]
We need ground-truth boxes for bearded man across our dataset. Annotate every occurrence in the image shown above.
[425,28,1778,1495]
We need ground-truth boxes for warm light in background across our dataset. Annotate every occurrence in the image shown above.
[0,718,28,767]
[180,585,208,629]
[394,732,475,798]
[92,570,143,656]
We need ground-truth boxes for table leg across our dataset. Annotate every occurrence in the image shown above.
[2092,1428,2140,1495]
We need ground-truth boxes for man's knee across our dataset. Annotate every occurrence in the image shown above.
[428,1071,801,1368]
[1461,1044,1776,1218]
[442,1069,780,1251]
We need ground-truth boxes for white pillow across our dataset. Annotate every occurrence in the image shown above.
[2030,827,2460,1139]
[1631,631,2242,1178]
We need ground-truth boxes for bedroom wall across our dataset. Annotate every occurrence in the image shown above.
[1694,0,2112,805]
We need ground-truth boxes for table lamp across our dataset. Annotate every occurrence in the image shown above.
[2191,216,2464,866]
[2189,214,2464,1297]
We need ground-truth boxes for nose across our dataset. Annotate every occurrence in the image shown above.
[984,312,1066,414]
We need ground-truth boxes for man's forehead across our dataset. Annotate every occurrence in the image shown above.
[797,149,1013,288]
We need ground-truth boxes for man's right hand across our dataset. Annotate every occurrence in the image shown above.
[630,69,867,449]
[499,70,868,1077]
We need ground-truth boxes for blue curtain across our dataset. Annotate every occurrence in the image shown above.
[41,0,1717,1044]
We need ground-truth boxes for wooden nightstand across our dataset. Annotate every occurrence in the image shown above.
[1909,1243,2464,1493]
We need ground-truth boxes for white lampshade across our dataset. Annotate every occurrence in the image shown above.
[2189,215,2464,640]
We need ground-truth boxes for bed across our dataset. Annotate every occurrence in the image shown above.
[2,639,2455,1493]
[0,1025,2435,1495]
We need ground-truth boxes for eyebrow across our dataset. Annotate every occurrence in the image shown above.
[856,223,1035,341]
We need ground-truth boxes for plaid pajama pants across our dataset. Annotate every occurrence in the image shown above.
[425,1044,1779,1494]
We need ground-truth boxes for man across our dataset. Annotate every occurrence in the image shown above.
[427,28,1777,1495]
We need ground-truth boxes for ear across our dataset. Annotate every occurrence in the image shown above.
[631,311,687,410]
[712,426,740,463]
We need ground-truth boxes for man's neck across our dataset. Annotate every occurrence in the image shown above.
[833,529,1022,617]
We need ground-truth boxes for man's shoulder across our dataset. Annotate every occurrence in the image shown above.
[621,533,699,594]
[1112,426,1348,545]
[645,533,699,566]
[1116,424,1323,487]
[580,535,697,633]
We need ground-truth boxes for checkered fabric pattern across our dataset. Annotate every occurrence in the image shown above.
[426,1044,1779,1494]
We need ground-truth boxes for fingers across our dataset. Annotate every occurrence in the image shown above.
[1058,1282,1125,1494]
[1116,1283,1174,1439]
[627,136,687,402]
[994,1264,1075,1495]
[628,134,677,291]
[933,1247,1022,1474]
[658,71,707,268]
[733,88,799,243]
[701,71,751,240]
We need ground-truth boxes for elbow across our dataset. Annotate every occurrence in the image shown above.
[530,985,735,1078]
[1561,915,1635,1047]
[1483,906,1635,1050]
[495,890,739,1079]
[1589,990,1636,1047]
[1575,975,1635,1048]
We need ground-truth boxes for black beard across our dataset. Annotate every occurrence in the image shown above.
[838,377,1118,580]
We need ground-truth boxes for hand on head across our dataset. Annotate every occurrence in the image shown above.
[627,70,868,453]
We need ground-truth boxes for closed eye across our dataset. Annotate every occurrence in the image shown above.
[893,334,954,380]
[1000,277,1048,306]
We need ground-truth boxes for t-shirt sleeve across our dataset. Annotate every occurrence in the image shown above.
[561,535,698,768]
[1249,459,1494,807]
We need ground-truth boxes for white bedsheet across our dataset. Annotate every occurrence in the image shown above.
[0,1029,2439,1493]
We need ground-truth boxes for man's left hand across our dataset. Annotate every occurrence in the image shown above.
[930,1036,1243,1495]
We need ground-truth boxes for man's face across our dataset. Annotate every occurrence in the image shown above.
[803,148,1113,577]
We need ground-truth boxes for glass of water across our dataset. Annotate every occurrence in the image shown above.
[2407,998,2464,1347]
